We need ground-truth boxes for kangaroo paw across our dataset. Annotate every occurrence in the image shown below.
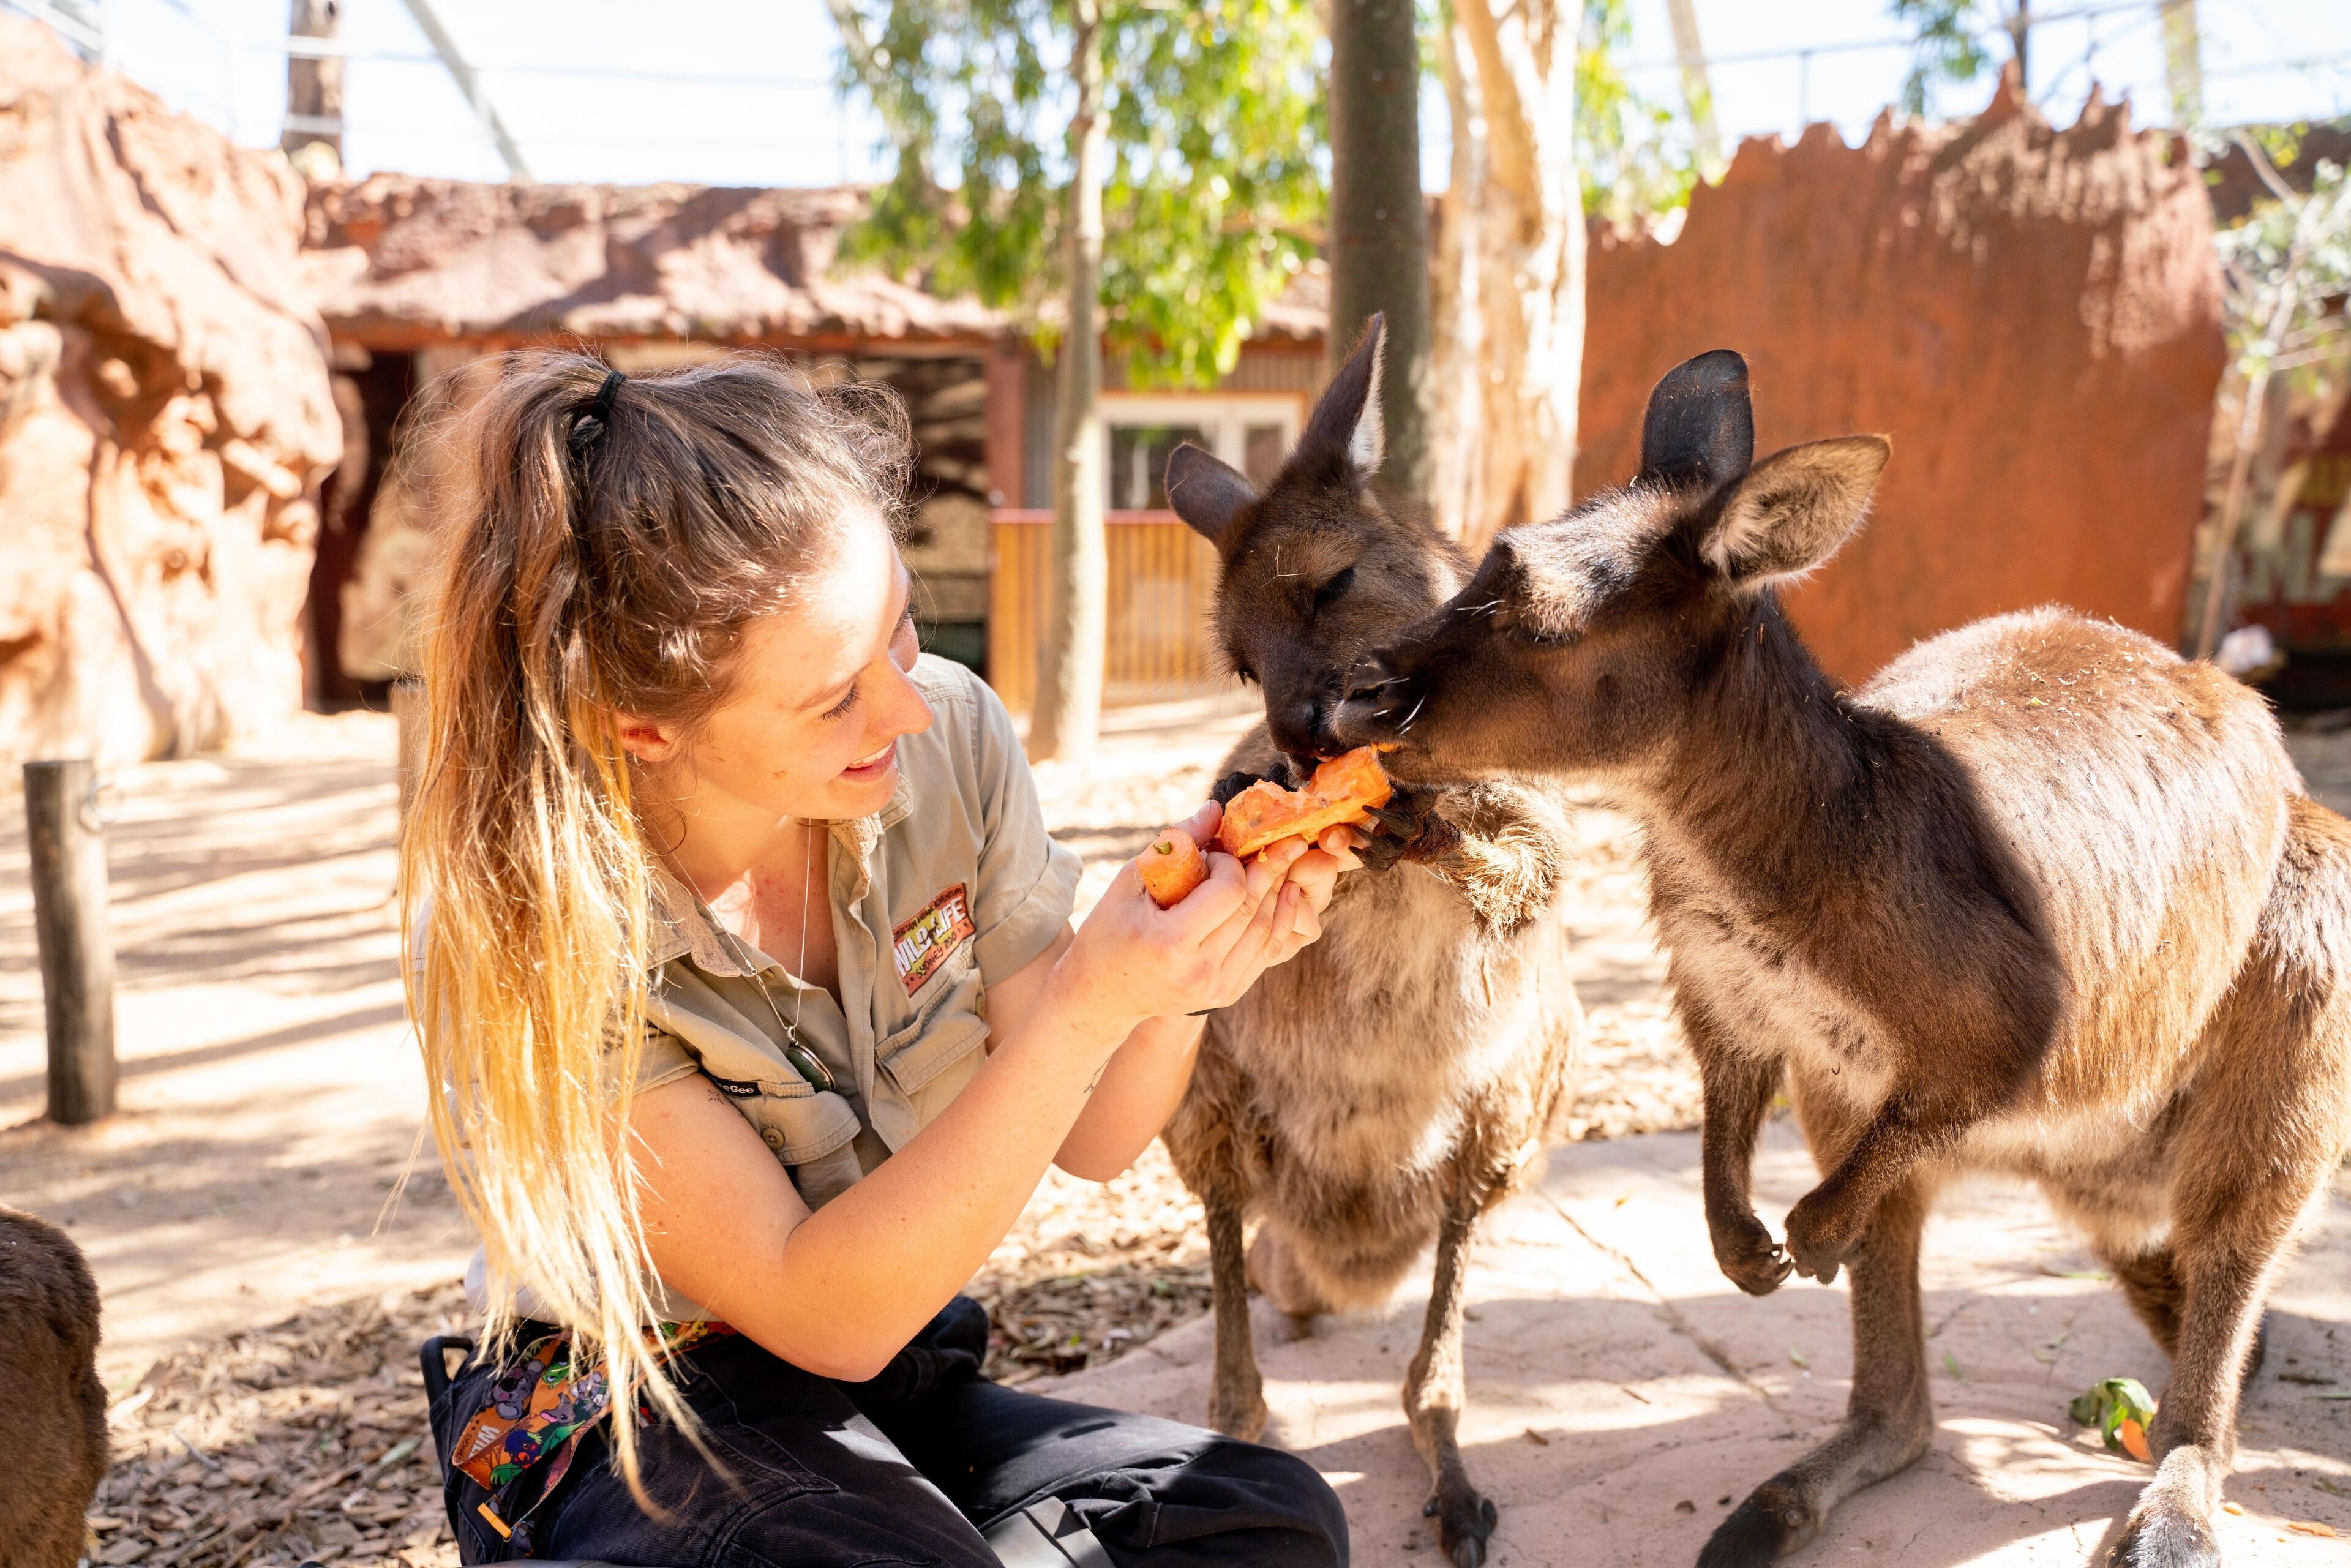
[1423,1485,1498,1568]
[1782,1188,1863,1286]
[1711,1210,1794,1297]
[1698,1480,1817,1568]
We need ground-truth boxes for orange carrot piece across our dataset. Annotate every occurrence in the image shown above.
[2118,1418,2152,1463]
[1139,826,1210,908]
[1214,746,1395,859]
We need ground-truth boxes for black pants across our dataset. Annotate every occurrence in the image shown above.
[426,1298,1347,1567]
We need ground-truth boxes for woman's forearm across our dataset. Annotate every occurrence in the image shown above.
[1054,1012,1204,1180]
[766,966,1139,1377]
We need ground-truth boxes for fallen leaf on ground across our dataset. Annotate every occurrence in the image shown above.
[2069,1376,2158,1461]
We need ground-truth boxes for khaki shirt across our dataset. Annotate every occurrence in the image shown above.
[636,655,1082,1210]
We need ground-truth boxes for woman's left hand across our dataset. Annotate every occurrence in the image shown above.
[1169,801,1358,983]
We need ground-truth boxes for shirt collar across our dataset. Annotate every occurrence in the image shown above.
[645,772,912,973]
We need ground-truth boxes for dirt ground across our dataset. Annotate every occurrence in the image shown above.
[13,705,2350,1566]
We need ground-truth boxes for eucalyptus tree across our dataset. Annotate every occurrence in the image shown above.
[829,0,1325,762]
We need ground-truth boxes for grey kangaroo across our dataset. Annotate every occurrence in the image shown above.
[1333,349,2351,1567]
[1,1207,108,1568]
[1157,318,1585,1568]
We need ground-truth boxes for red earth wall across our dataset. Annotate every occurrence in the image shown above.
[1577,75,2225,685]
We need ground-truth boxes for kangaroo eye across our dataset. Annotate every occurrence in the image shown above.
[1312,566,1356,610]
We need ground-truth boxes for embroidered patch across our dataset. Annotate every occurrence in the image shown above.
[893,883,977,995]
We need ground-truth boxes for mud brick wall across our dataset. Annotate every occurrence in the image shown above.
[0,19,341,766]
[1578,77,2226,684]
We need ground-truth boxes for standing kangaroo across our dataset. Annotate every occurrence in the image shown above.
[1,1207,108,1568]
[1333,350,2351,1568]
[1157,318,1585,1568]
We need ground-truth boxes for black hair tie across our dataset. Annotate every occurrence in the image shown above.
[568,368,627,458]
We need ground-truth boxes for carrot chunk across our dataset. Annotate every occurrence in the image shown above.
[1139,826,1210,907]
[1214,746,1394,860]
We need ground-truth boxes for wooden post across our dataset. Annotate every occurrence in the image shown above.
[23,760,118,1125]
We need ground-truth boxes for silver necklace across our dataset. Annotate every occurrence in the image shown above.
[706,822,836,1094]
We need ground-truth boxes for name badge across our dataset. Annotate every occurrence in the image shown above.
[893,883,976,996]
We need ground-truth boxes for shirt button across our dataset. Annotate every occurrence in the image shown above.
[760,1128,784,1152]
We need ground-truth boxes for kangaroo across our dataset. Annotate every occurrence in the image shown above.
[1,1207,108,1568]
[1157,318,1585,1568]
[1332,349,2351,1568]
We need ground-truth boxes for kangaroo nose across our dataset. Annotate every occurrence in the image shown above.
[1343,658,1392,706]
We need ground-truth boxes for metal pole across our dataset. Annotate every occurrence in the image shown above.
[23,760,118,1125]
[397,0,533,181]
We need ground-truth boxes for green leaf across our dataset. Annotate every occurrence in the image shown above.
[833,0,1327,388]
[2069,1376,2157,1452]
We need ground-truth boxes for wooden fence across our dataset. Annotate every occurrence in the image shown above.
[986,509,1225,716]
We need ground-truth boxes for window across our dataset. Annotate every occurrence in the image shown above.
[1108,423,1212,510]
[1098,394,1304,509]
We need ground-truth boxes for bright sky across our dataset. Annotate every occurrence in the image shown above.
[37,0,2351,189]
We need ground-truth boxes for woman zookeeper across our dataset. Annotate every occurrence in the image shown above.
[403,351,1359,1567]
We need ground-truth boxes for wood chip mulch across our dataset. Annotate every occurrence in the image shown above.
[91,1285,470,1568]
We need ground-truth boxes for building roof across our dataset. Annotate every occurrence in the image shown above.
[301,177,1005,347]
[301,174,1331,351]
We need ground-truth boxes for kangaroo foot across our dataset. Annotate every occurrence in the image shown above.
[1209,1379,1269,1444]
[1423,1482,1498,1568]
[1711,1209,1794,1297]
[1700,1403,1932,1567]
[1699,1477,1819,1568]
[2109,1495,2221,1568]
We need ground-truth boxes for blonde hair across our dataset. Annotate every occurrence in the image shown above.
[399,348,910,1486]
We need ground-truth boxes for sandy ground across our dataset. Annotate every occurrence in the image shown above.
[1040,1122,2351,1566]
[7,708,2348,1565]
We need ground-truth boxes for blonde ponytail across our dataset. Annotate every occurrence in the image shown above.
[399,349,909,1488]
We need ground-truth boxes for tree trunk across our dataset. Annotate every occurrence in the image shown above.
[2160,0,2202,127]
[1663,0,1723,174]
[1029,0,1108,763]
[1328,0,1432,499]
[1431,0,1583,552]
[282,0,345,179]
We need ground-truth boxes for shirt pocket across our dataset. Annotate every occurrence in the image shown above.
[869,950,989,1152]
[711,1075,862,1165]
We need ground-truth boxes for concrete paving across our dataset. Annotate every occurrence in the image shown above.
[1041,1123,2351,1567]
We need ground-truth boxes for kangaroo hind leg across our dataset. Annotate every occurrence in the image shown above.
[1203,1183,1269,1442]
[1703,1174,1935,1568]
[1404,1184,1496,1568]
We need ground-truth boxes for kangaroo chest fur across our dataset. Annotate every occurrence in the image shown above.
[1214,845,1571,1177]
[1644,610,2303,1236]
[1174,772,1583,1273]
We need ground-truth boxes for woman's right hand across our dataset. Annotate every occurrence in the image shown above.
[1054,800,1327,1033]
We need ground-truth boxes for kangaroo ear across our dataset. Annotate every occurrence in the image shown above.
[1641,349,1754,489]
[1166,441,1259,548]
[1299,312,1385,477]
[1703,436,1892,585]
